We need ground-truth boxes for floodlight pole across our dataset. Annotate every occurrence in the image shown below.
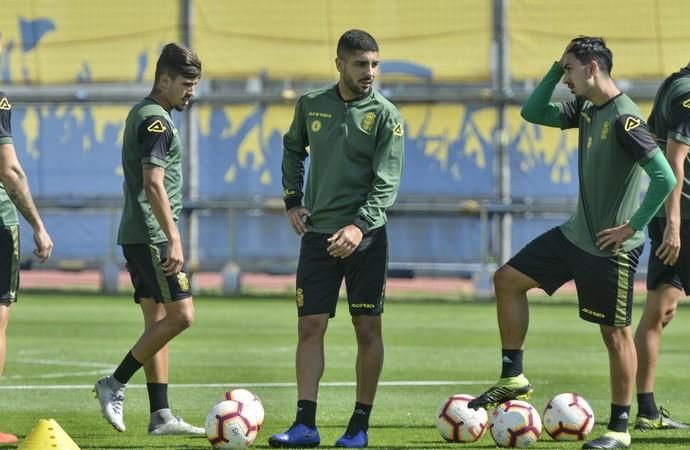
[181,0,200,274]
[493,0,512,266]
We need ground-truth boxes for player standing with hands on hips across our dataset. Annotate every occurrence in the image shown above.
[468,36,675,449]
[94,43,204,436]
[268,29,405,449]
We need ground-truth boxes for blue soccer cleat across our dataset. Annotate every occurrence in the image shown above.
[268,423,320,448]
[335,430,368,448]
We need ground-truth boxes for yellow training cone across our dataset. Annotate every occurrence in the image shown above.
[19,419,80,449]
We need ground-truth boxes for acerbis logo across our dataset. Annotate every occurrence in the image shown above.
[581,307,605,318]
[147,119,167,133]
[624,117,641,132]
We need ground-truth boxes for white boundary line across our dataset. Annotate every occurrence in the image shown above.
[0,380,494,390]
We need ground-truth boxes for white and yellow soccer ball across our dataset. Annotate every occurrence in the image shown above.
[205,400,259,449]
[435,394,488,442]
[490,400,542,448]
[543,392,595,441]
[219,388,265,430]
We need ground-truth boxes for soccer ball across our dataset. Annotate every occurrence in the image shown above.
[490,400,542,448]
[219,388,265,429]
[543,393,594,441]
[435,394,488,442]
[205,400,259,449]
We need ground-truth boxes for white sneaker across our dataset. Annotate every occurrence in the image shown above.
[93,376,126,432]
[149,415,205,436]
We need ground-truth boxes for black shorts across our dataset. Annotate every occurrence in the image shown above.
[647,217,690,293]
[507,227,641,327]
[0,225,19,304]
[121,243,193,303]
[295,226,388,317]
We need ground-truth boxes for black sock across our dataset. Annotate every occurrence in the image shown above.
[637,392,658,418]
[295,400,317,428]
[607,404,631,432]
[112,351,143,384]
[500,349,523,378]
[345,402,372,435]
[147,383,170,414]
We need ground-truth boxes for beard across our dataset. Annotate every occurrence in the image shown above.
[174,98,193,112]
[343,76,372,97]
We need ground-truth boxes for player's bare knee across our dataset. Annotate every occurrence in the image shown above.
[493,265,523,296]
[353,324,381,346]
[297,315,328,341]
[599,325,631,351]
[170,309,194,330]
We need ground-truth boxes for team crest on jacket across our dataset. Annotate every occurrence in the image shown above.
[361,112,376,132]
[311,120,322,132]
[0,98,10,110]
[683,98,690,109]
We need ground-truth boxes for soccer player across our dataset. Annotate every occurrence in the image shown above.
[467,37,675,450]
[0,88,54,445]
[268,29,404,449]
[633,61,690,431]
[93,43,203,436]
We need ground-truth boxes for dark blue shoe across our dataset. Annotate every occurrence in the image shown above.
[335,430,368,448]
[268,423,320,448]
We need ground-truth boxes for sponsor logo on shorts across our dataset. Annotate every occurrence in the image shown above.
[296,288,304,308]
[176,272,190,292]
[351,303,376,309]
[581,307,605,319]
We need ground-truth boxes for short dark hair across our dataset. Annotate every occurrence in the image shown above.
[567,36,613,74]
[336,29,379,58]
[154,42,202,82]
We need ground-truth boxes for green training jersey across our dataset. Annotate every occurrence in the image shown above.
[0,92,19,227]
[521,64,662,256]
[117,98,183,244]
[282,84,405,233]
[647,67,690,219]
[557,93,659,255]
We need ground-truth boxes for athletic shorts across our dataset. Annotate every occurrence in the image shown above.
[507,227,641,327]
[646,217,690,293]
[121,243,192,304]
[295,226,388,317]
[0,225,19,304]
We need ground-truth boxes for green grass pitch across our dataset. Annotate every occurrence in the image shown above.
[1,294,689,449]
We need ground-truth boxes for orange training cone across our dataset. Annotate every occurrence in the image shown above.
[19,419,79,449]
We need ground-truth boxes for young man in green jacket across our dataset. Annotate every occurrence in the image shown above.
[468,37,675,449]
[269,29,404,449]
